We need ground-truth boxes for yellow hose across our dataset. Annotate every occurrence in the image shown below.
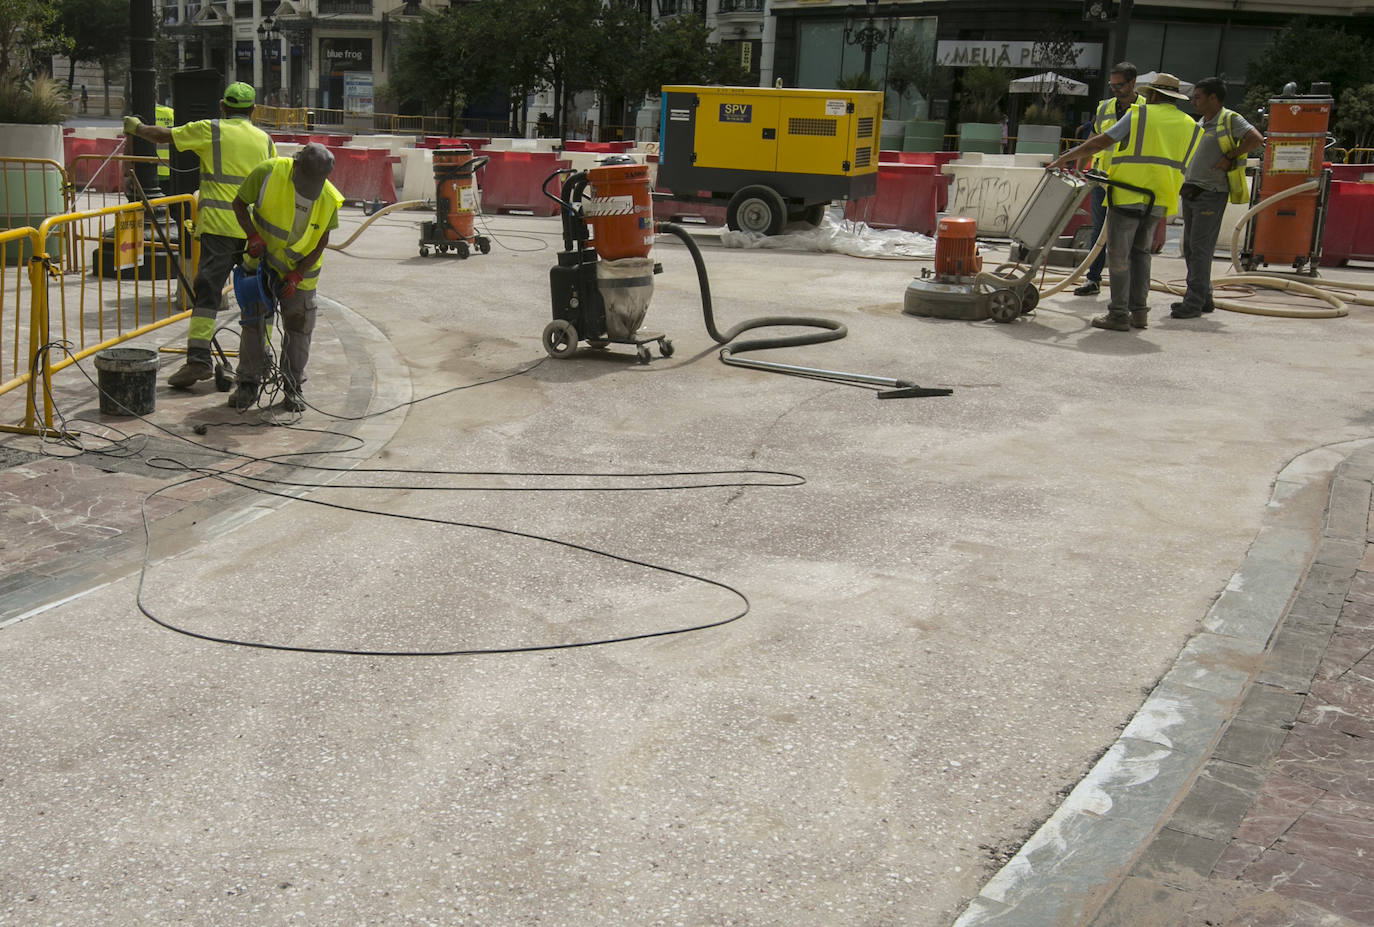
[329,199,427,251]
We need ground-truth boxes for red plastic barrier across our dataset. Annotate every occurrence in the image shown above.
[562,140,634,154]
[324,146,400,204]
[478,149,570,216]
[842,163,945,236]
[1326,163,1374,184]
[1320,180,1374,266]
[64,135,125,193]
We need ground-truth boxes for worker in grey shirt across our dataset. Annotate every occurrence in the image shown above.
[1173,77,1264,319]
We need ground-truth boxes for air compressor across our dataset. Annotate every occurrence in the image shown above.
[1238,82,1334,275]
[541,158,673,364]
[419,146,492,258]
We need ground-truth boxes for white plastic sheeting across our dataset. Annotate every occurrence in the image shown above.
[718,216,936,260]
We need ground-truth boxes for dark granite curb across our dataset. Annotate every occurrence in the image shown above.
[951,440,1374,927]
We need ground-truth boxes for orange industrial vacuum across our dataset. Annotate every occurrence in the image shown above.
[419,146,491,258]
[1239,82,1333,275]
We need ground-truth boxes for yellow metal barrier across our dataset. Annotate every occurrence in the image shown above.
[0,157,73,231]
[0,194,199,436]
[1346,148,1374,164]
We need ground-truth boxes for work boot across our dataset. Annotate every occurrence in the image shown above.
[167,362,213,390]
[228,381,259,411]
[1073,280,1100,296]
[1130,310,1149,329]
[282,387,305,413]
[1091,311,1131,331]
[1171,306,1203,319]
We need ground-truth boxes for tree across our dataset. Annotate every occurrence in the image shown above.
[1241,19,1372,128]
[884,20,945,119]
[1334,83,1374,150]
[57,0,125,113]
[0,0,66,79]
[959,65,1008,124]
[639,13,746,92]
[1024,30,1080,126]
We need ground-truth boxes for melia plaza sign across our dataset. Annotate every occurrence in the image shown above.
[936,41,1101,69]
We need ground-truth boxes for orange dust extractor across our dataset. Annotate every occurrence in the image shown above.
[1239,82,1333,275]
[540,157,672,363]
[419,147,491,258]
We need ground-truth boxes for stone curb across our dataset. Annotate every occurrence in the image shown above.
[950,438,1374,927]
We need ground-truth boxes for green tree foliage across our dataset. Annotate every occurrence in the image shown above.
[1334,83,1374,150]
[393,0,745,136]
[639,13,746,92]
[58,0,125,114]
[884,20,945,119]
[1025,30,1079,125]
[960,66,1008,124]
[0,0,67,79]
[1241,19,1372,128]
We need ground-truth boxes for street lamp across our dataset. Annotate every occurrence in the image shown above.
[257,14,281,102]
[844,0,893,79]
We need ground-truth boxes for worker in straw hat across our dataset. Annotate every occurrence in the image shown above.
[1052,73,1201,332]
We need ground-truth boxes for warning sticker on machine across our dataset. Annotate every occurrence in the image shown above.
[1269,142,1313,173]
[583,195,637,216]
[669,109,691,121]
[460,186,476,210]
[825,99,846,116]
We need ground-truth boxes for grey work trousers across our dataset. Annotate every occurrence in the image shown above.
[1179,188,1229,312]
[236,287,317,388]
[1105,204,1162,315]
[185,232,243,365]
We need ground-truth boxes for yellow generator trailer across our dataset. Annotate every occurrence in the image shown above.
[657,85,883,235]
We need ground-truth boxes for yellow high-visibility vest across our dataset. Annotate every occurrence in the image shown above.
[1091,92,1144,172]
[1108,103,1201,216]
[243,157,343,292]
[154,104,173,180]
[168,116,276,238]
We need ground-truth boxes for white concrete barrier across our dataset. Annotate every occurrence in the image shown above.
[400,147,434,202]
[941,153,1055,237]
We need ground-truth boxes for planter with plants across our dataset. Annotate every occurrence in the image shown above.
[1015,101,1063,156]
[1,74,69,264]
[884,24,949,152]
[957,66,1008,155]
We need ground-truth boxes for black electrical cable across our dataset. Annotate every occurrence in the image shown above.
[26,343,802,657]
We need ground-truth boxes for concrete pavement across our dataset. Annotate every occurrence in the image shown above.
[2,208,1373,925]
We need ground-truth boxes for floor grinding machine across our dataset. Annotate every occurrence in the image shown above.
[904,168,1153,323]
[419,146,492,258]
[542,158,672,364]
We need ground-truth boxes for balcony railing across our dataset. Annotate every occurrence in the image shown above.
[658,0,704,16]
[317,0,373,14]
[718,0,763,12]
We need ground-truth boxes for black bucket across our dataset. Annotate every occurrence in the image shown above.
[93,347,158,416]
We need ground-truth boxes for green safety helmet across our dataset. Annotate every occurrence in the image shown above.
[223,82,256,109]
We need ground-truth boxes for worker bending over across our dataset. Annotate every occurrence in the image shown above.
[1052,74,1200,331]
[229,143,343,413]
[124,82,276,388]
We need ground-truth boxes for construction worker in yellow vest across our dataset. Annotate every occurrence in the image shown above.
[154,102,174,184]
[228,143,343,413]
[123,82,276,389]
[1073,62,1145,296]
[1052,73,1201,331]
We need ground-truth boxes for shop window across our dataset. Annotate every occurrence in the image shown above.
[1124,22,1165,73]
[1161,23,1221,83]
